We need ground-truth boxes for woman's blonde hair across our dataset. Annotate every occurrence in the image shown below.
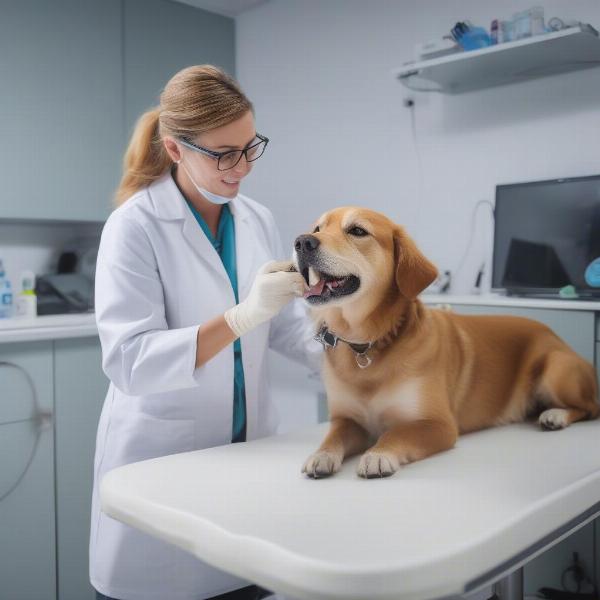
[114,65,253,205]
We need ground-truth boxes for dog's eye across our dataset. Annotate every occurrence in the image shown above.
[312,226,320,233]
[348,226,368,237]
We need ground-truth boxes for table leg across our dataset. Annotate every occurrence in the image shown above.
[490,568,524,600]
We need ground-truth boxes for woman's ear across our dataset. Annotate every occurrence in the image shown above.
[393,227,438,300]
[163,137,182,164]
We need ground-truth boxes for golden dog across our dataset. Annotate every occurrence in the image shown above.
[294,207,599,479]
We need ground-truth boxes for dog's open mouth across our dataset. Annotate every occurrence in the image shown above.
[301,266,360,304]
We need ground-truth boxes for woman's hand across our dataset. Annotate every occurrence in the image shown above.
[224,260,306,338]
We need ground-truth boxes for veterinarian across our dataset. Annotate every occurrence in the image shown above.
[90,65,320,600]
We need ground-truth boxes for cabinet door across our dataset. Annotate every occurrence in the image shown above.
[0,0,122,221]
[124,0,235,135]
[446,305,595,362]
[0,341,55,600]
[54,337,107,600]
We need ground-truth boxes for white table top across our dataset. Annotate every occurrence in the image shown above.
[101,421,600,600]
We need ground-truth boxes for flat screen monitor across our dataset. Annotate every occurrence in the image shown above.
[492,175,600,298]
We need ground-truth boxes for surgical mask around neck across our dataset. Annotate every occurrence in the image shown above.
[179,160,236,205]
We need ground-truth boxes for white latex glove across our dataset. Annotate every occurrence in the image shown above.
[224,260,306,338]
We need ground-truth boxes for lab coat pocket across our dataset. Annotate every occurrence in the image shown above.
[109,411,196,467]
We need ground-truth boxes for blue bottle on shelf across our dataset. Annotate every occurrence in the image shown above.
[457,26,493,51]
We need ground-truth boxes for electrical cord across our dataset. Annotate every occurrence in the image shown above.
[560,552,594,594]
[453,199,495,284]
[408,100,425,218]
[0,361,49,503]
[406,103,494,291]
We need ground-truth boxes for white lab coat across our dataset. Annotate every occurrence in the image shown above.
[90,173,320,600]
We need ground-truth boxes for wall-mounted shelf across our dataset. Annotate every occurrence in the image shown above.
[394,23,600,93]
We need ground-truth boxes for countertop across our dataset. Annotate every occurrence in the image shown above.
[1,293,598,345]
[421,293,600,311]
[0,313,98,343]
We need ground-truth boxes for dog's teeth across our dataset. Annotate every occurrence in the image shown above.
[308,267,321,286]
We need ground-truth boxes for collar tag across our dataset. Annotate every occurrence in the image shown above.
[355,353,372,369]
[314,325,374,368]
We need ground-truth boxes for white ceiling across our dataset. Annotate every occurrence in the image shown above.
[173,0,269,18]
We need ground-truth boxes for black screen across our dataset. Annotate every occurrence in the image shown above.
[492,175,600,297]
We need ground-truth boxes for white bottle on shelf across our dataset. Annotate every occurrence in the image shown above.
[15,271,37,318]
[0,260,14,319]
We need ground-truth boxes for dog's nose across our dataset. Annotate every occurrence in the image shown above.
[294,234,320,253]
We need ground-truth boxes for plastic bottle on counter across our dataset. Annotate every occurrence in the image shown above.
[0,260,14,319]
[15,271,37,318]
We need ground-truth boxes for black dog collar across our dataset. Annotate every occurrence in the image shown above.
[314,325,373,368]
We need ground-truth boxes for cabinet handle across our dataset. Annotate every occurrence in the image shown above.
[35,409,53,431]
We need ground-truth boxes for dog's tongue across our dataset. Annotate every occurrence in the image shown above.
[303,278,325,298]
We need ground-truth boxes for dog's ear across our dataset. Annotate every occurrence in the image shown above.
[393,227,438,300]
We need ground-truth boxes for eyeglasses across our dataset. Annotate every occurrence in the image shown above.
[179,133,269,171]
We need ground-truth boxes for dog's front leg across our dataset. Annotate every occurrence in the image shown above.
[302,417,370,478]
[357,419,458,478]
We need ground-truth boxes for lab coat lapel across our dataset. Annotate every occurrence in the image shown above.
[230,197,256,301]
[150,174,231,288]
[180,215,231,288]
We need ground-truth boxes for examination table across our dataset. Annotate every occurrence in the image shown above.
[100,420,600,600]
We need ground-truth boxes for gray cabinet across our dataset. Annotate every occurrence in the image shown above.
[442,304,595,362]
[123,0,235,135]
[0,336,107,600]
[54,338,107,600]
[0,0,123,221]
[0,0,236,223]
[0,342,56,600]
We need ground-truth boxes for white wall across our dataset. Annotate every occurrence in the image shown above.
[236,0,600,437]
[235,4,600,592]
[236,0,600,294]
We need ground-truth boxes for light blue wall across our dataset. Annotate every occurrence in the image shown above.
[0,0,236,221]
[124,0,235,136]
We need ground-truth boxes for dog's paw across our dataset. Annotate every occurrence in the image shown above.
[539,408,569,430]
[357,450,400,478]
[302,450,342,478]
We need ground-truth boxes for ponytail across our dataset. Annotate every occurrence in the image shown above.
[114,108,172,206]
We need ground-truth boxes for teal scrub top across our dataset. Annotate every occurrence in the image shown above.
[186,201,247,443]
